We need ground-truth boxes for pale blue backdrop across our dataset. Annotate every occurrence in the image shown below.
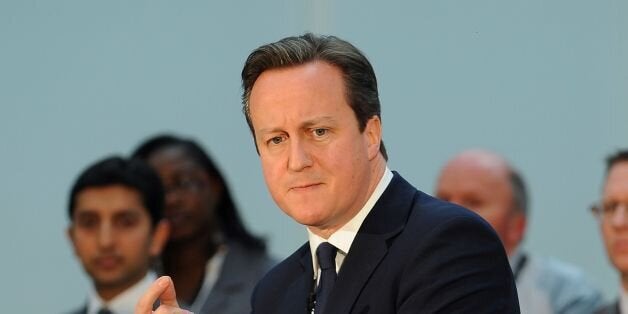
[1,1,626,312]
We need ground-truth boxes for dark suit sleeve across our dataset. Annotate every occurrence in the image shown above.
[398,215,519,313]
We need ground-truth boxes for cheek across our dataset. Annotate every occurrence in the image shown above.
[261,158,281,187]
[71,233,94,253]
[123,234,153,256]
[321,141,363,172]
[481,210,509,233]
[601,224,614,247]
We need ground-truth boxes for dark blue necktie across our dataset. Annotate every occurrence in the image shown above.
[97,308,113,314]
[315,242,337,314]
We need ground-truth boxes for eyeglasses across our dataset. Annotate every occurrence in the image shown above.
[590,201,628,222]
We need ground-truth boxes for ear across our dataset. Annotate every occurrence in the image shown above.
[149,219,170,257]
[507,213,527,247]
[66,225,78,256]
[364,116,383,161]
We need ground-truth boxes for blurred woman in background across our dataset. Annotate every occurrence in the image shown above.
[132,134,275,314]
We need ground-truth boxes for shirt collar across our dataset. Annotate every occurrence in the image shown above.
[186,245,228,313]
[308,167,393,277]
[621,283,628,314]
[87,272,157,314]
[508,246,522,268]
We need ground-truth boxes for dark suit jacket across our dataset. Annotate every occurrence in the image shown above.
[197,241,276,314]
[595,300,620,314]
[251,172,520,314]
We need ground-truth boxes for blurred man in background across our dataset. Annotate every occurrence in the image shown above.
[67,156,169,314]
[593,150,628,314]
[436,149,602,314]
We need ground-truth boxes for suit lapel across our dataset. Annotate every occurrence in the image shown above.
[278,248,315,314]
[325,172,415,314]
[198,245,244,313]
[326,232,391,314]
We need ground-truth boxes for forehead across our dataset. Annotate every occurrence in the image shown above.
[438,159,511,197]
[604,162,628,197]
[249,61,350,122]
[74,185,146,216]
[147,146,203,175]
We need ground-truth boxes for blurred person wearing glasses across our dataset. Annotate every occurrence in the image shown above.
[593,150,628,314]
[132,134,276,314]
[436,149,602,314]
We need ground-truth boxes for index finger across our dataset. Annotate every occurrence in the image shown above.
[135,276,179,314]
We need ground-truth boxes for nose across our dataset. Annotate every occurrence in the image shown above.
[165,189,180,209]
[98,222,114,249]
[287,138,313,172]
[611,204,628,228]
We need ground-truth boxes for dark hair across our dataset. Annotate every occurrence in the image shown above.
[508,169,528,216]
[68,156,164,227]
[606,149,628,174]
[132,134,266,250]
[241,33,388,160]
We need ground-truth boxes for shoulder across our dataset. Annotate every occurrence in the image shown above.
[255,243,309,288]
[225,241,278,274]
[375,172,495,237]
[250,243,311,311]
[594,300,620,314]
[368,174,519,312]
[524,254,603,311]
[405,188,498,242]
[375,172,501,251]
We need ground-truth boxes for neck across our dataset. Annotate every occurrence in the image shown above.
[621,273,628,293]
[96,270,146,302]
[162,232,218,304]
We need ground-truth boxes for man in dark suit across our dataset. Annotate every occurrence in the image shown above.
[137,33,519,314]
[593,150,628,314]
[67,156,169,314]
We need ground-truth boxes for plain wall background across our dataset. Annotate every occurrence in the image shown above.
[1,1,626,312]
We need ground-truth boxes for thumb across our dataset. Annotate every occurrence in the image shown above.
[135,276,179,314]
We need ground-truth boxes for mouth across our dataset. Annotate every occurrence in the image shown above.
[165,209,190,227]
[94,256,122,271]
[167,212,187,225]
[614,238,628,251]
[289,183,323,192]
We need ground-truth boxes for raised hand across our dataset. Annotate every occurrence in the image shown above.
[135,276,193,314]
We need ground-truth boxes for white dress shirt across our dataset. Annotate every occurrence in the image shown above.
[620,284,628,314]
[184,245,228,314]
[509,247,602,314]
[86,272,157,314]
[307,167,393,283]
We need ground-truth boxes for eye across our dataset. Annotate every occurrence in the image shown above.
[463,198,483,210]
[603,201,618,215]
[312,128,328,137]
[115,212,140,229]
[75,213,99,230]
[267,135,285,146]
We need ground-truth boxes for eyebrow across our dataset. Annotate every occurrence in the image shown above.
[301,116,337,128]
[74,207,143,216]
[258,116,338,134]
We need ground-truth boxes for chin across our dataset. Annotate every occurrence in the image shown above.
[284,208,326,227]
[612,256,628,272]
[93,273,127,287]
